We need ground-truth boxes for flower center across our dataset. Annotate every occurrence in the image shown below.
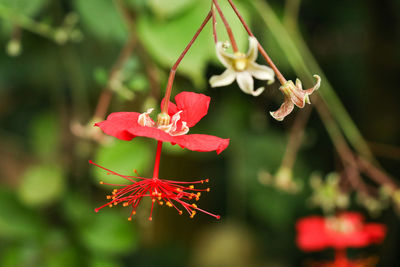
[233,52,248,71]
[156,112,170,127]
[326,217,357,234]
[138,109,189,136]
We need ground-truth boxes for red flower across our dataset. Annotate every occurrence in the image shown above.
[90,160,220,221]
[296,212,386,252]
[95,91,229,154]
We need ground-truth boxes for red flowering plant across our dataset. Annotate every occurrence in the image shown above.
[296,212,386,267]
[90,4,231,220]
[91,91,229,221]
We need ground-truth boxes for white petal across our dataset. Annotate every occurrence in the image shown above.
[246,36,259,62]
[216,42,235,69]
[252,87,265,97]
[248,62,275,82]
[138,108,155,127]
[209,69,236,88]
[236,71,254,95]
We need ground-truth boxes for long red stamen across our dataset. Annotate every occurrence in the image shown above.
[92,162,220,220]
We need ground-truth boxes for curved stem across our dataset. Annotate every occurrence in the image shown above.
[212,0,239,52]
[226,0,287,84]
[161,11,212,114]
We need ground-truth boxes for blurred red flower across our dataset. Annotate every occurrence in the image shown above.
[95,91,229,154]
[296,212,386,251]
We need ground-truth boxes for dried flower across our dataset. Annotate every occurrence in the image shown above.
[90,161,220,221]
[209,36,275,96]
[95,91,229,154]
[270,75,321,121]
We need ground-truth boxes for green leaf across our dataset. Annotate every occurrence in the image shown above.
[137,1,251,86]
[89,257,121,267]
[29,112,60,160]
[73,0,127,43]
[0,187,42,239]
[80,210,138,255]
[0,0,47,16]
[17,165,65,207]
[93,139,153,185]
[147,0,195,18]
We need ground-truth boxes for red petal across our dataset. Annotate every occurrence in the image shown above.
[95,112,141,141]
[174,92,210,127]
[171,134,229,154]
[95,112,229,154]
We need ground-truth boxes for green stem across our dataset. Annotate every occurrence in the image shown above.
[0,4,58,41]
[251,0,374,161]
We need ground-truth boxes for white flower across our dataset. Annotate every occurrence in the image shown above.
[209,36,275,96]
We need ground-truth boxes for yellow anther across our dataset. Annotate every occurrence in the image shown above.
[113,202,118,206]
[176,188,182,192]
[190,211,196,218]
[205,179,209,183]
[128,217,132,221]
[178,210,183,215]
[149,217,152,221]
[206,188,210,192]
[158,193,162,197]
[99,181,104,184]
[166,201,172,207]
[192,204,197,208]
[108,204,113,208]
[158,197,161,201]
[159,201,164,205]
[106,195,111,199]
[132,211,136,215]
[189,185,194,189]
[197,192,201,197]
[123,202,129,207]
[152,198,156,202]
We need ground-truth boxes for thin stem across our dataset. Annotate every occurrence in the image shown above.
[152,141,163,179]
[226,0,287,84]
[334,249,349,266]
[356,157,397,189]
[0,4,58,41]
[161,11,212,114]
[212,0,239,52]
[281,105,312,169]
[315,99,370,195]
[93,35,137,119]
[211,3,218,43]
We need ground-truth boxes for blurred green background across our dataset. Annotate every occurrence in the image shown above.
[0,0,399,266]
